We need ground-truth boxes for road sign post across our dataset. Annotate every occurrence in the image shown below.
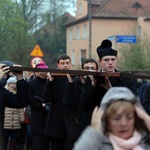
[30,57,43,68]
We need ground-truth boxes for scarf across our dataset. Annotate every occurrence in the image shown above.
[109,131,143,150]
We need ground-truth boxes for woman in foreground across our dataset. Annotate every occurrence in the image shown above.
[73,87,150,150]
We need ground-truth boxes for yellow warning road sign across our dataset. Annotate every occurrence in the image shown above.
[30,45,44,57]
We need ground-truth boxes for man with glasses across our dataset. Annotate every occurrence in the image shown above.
[83,66,96,70]
[63,58,98,150]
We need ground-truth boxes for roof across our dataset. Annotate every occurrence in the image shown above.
[65,13,76,24]
[65,0,150,26]
[91,0,106,5]
[93,0,150,18]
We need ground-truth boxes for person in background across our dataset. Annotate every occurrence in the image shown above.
[43,54,72,150]
[17,71,30,150]
[81,39,135,112]
[24,105,31,150]
[4,77,25,150]
[141,82,150,115]
[139,83,146,100]
[23,71,36,150]
[0,63,28,150]
[23,71,30,81]
[28,61,50,150]
[17,72,29,150]
[0,60,15,86]
[63,58,99,149]
[74,87,150,150]
[16,108,26,150]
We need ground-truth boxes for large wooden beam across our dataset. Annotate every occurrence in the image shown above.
[10,66,150,79]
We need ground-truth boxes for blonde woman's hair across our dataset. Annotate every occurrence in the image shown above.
[104,100,145,135]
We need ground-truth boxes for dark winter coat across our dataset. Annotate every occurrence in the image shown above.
[63,77,91,141]
[81,75,134,111]
[28,77,48,135]
[0,79,28,148]
[43,76,68,138]
[142,82,150,115]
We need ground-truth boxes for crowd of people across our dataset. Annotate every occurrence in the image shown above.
[0,39,150,150]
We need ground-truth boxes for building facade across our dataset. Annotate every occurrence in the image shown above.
[65,0,150,69]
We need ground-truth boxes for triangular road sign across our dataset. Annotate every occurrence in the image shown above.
[30,44,44,57]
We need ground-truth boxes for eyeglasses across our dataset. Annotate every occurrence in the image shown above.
[83,66,96,70]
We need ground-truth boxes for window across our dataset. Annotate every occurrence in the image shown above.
[78,3,82,15]
[70,29,73,41]
[71,49,75,65]
[137,26,141,36]
[76,27,80,39]
[80,49,86,64]
[83,24,87,38]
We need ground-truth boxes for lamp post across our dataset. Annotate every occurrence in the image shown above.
[88,0,92,58]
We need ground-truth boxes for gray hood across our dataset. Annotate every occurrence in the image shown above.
[100,87,138,109]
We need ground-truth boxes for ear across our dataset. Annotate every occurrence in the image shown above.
[57,63,59,68]
[98,59,102,64]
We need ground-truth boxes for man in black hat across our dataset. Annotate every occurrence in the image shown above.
[96,39,117,73]
[80,39,135,112]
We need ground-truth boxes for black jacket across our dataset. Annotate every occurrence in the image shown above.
[28,77,48,135]
[81,75,134,111]
[0,79,28,149]
[142,82,150,115]
[43,76,68,138]
[63,77,91,141]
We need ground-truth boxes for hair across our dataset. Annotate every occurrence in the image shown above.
[81,58,98,70]
[57,54,71,64]
[104,100,145,135]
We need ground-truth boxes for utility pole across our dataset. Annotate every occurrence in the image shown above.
[88,0,92,58]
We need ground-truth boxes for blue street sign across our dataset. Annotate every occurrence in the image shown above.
[108,35,116,41]
[116,35,136,43]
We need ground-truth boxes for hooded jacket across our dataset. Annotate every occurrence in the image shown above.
[73,87,150,150]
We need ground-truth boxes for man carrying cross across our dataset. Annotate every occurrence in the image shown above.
[80,39,135,112]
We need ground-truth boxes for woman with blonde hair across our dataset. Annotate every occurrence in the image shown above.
[74,87,150,150]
